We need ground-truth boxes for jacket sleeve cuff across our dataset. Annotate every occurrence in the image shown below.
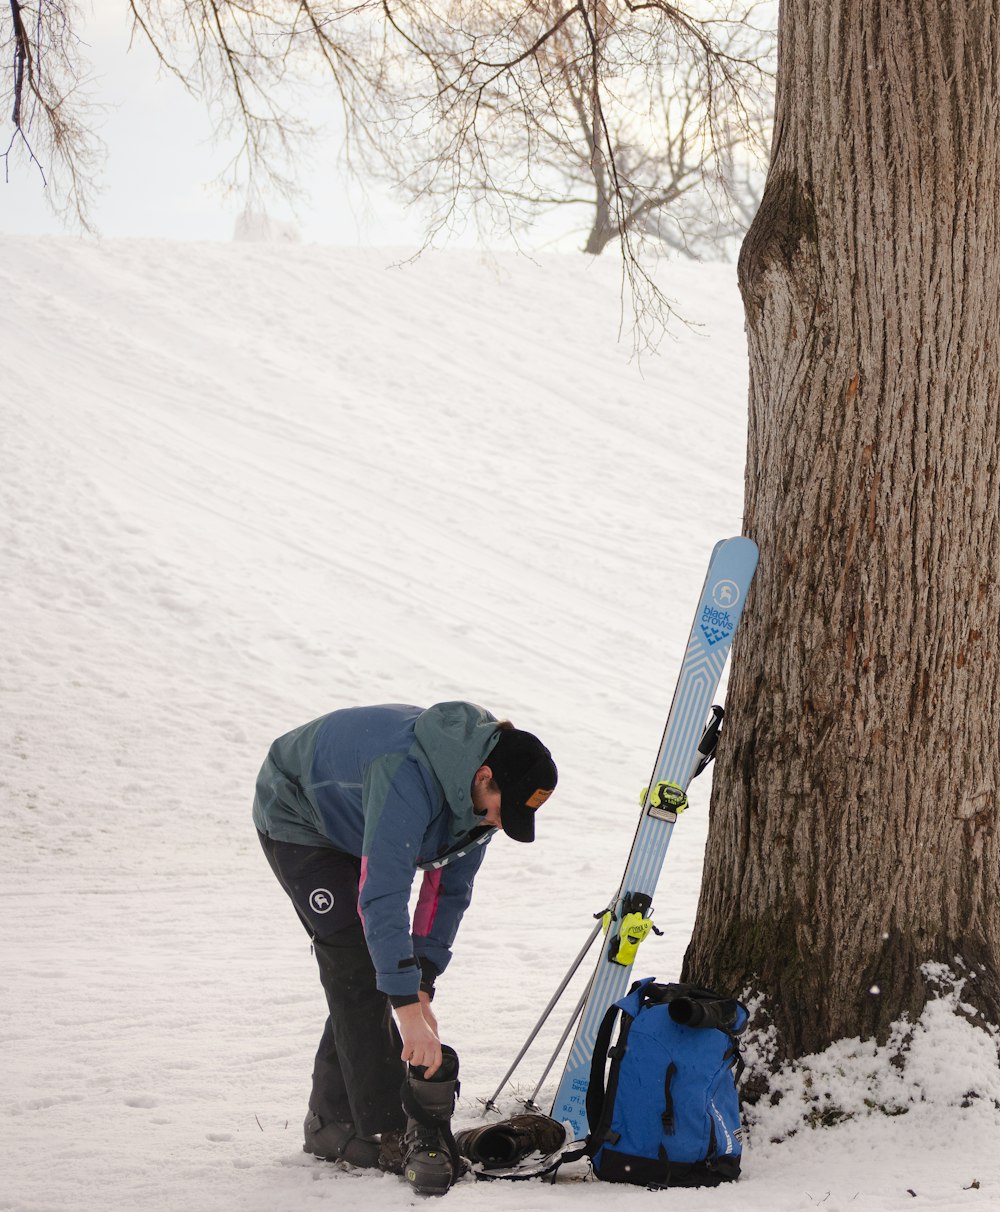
[418,956,440,1000]
[375,963,422,1000]
[389,992,421,1009]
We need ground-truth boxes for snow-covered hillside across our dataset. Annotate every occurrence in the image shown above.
[3,238,997,1211]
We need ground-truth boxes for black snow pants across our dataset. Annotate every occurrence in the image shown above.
[257,830,407,1137]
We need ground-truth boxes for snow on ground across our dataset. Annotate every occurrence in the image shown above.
[3,238,999,1211]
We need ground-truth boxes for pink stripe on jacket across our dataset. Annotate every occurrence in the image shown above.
[413,869,443,936]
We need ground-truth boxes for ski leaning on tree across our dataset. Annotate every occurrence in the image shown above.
[252,700,558,1194]
[470,538,759,1188]
[551,537,759,1137]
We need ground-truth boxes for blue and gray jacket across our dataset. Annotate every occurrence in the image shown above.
[253,702,502,1000]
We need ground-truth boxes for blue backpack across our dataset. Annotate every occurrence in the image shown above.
[584,976,749,1188]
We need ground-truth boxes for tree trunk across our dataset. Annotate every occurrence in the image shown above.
[584,188,618,255]
[684,1,1000,1067]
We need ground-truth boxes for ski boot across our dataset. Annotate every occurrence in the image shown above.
[303,1111,380,1167]
[455,1112,566,1169]
[400,1045,462,1195]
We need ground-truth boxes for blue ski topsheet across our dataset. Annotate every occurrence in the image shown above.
[549,536,759,1138]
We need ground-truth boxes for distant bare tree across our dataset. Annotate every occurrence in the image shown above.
[360,2,772,262]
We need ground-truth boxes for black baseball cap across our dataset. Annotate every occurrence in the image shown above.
[486,729,558,843]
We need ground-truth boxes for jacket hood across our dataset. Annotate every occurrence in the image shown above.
[414,701,501,835]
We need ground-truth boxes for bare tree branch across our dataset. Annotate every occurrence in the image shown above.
[2,0,776,344]
[2,0,103,228]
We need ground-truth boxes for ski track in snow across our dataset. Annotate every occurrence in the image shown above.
[3,237,998,1211]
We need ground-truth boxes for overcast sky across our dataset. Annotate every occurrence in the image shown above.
[1,3,429,245]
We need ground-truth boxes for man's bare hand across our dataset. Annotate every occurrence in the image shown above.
[396,999,442,1076]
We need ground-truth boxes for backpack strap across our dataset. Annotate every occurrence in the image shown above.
[661,1061,678,1134]
[583,1000,623,1148]
[555,999,625,1168]
[584,976,657,1154]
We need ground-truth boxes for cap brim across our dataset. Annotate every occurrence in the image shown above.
[491,747,556,845]
[501,802,536,843]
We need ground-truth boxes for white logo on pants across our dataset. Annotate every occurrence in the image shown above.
[309,888,335,914]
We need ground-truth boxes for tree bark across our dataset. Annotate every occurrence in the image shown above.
[584,187,618,255]
[684,1,1000,1067]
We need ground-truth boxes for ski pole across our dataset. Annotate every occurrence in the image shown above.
[521,972,594,1114]
[482,911,607,1113]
